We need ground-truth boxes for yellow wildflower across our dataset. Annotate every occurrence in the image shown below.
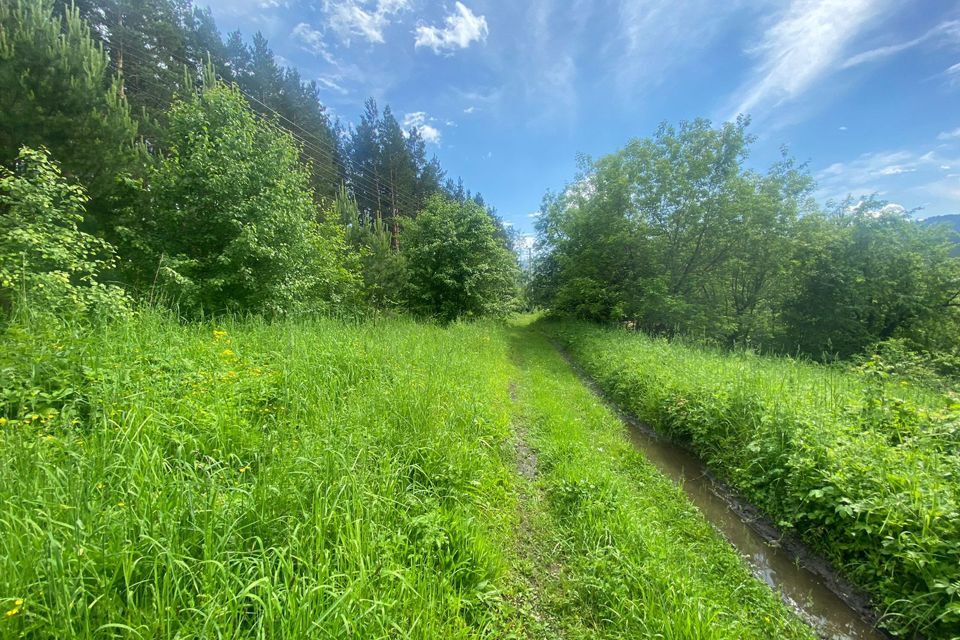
[239,466,251,473]
[221,349,235,358]
[225,370,237,379]
[213,329,228,339]
[5,599,23,617]
[0,417,7,426]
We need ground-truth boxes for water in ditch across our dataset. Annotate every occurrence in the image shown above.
[623,422,887,640]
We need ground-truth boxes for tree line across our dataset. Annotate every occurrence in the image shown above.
[531,118,960,362]
[0,0,519,321]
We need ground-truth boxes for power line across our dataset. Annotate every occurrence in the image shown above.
[103,56,408,216]
[96,30,423,216]
[104,61,355,196]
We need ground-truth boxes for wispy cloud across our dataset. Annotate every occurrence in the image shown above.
[402,111,442,144]
[842,20,960,69]
[291,23,335,63]
[324,0,411,45]
[939,127,960,141]
[946,62,960,87]
[729,0,893,120]
[415,2,488,54]
[816,145,960,207]
[316,75,349,95]
[613,0,746,95]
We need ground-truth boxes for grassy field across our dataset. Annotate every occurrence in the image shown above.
[544,319,960,639]
[0,310,812,638]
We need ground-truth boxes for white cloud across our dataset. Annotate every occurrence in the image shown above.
[841,20,960,69]
[815,146,960,206]
[729,0,893,120]
[839,125,848,131]
[402,111,442,145]
[325,0,411,45]
[463,106,477,114]
[415,2,488,54]
[879,203,907,216]
[938,127,960,141]
[317,75,349,95]
[877,165,916,176]
[291,23,335,63]
[947,62,960,86]
[613,0,745,96]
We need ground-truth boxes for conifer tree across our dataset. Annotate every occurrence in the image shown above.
[0,0,140,234]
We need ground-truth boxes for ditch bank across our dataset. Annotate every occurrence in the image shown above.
[555,344,894,640]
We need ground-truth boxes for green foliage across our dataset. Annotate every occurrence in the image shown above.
[0,147,130,317]
[506,317,813,639]
[336,185,409,310]
[0,0,140,233]
[0,310,518,638]
[548,319,960,638]
[782,197,960,359]
[134,82,359,315]
[533,120,960,359]
[0,309,813,638]
[404,194,520,322]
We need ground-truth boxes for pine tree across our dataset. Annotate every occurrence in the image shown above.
[0,0,141,234]
[378,106,417,246]
[350,99,384,224]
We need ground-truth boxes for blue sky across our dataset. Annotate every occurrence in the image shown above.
[202,0,960,234]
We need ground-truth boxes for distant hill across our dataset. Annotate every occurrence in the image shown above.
[921,214,960,256]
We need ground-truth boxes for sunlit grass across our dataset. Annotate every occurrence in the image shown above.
[1,309,829,639]
[505,316,814,639]
[545,318,960,639]
[0,310,518,638]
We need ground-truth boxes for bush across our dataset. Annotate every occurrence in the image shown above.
[0,146,130,318]
[404,194,519,322]
[134,82,359,316]
[548,319,960,638]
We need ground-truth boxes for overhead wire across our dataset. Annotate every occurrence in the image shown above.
[96,30,422,215]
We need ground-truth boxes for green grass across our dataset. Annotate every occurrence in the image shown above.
[543,318,960,639]
[503,316,814,639]
[1,311,519,638]
[1,309,813,638]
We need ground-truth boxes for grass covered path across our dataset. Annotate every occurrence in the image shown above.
[1,311,811,638]
[502,316,812,639]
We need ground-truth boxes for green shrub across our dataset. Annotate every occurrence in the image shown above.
[404,194,519,322]
[136,82,360,316]
[0,146,130,318]
[547,319,960,638]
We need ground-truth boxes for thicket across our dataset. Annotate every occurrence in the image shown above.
[0,0,519,322]
[547,319,960,638]
[531,119,960,362]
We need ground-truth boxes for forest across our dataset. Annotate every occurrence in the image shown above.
[1,1,959,639]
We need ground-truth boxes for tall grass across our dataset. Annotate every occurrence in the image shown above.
[505,318,814,639]
[0,308,829,638]
[545,318,960,639]
[0,310,518,638]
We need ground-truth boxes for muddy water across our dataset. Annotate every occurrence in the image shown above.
[624,423,887,640]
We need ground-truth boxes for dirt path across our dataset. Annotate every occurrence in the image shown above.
[504,360,567,639]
